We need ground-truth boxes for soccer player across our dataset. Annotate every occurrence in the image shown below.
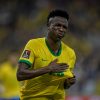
[0,50,20,100]
[17,9,76,100]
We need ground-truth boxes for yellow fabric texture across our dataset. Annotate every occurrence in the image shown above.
[0,61,20,98]
[19,37,76,100]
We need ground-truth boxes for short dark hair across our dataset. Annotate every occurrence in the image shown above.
[47,9,69,25]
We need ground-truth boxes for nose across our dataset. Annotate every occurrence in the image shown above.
[59,26,64,32]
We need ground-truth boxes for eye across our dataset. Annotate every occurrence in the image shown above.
[56,24,61,27]
[55,24,67,30]
[63,25,67,30]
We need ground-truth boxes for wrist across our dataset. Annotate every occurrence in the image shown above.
[45,66,52,73]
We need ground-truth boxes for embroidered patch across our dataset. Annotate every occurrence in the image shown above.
[22,50,31,59]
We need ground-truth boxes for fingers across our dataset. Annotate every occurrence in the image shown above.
[52,59,58,63]
[61,64,68,69]
[67,77,76,84]
[68,77,76,80]
[59,63,69,67]
[51,59,69,67]
[59,63,69,70]
[49,59,58,65]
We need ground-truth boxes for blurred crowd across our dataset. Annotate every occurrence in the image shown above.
[0,0,100,98]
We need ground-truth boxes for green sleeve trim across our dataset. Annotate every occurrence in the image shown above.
[18,60,32,67]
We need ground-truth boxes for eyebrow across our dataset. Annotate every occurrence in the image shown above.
[54,23,68,29]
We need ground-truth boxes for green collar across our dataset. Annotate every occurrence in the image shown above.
[45,39,62,56]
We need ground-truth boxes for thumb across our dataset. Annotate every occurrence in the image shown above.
[52,59,58,63]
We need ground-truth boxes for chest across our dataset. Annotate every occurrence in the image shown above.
[33,47,71,69]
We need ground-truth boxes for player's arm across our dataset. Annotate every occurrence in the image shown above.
[17,59,68,81]
[17,62,50,81]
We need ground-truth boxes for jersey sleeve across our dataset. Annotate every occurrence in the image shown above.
[19,40,34,67]
[69,50,76,71]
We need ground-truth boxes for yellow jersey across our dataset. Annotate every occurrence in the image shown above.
[19,37,76,99]
[0,61,20,98]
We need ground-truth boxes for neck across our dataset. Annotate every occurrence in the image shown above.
[46,36,61,52]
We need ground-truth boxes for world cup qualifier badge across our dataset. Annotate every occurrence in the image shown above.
[22,50,31,59]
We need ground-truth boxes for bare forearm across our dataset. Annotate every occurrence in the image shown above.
[17,63,50,81]
[17,60,68,81]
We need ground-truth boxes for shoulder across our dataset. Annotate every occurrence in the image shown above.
[28,37,45,44]
[26,37,45,47]
[62,41,76,56]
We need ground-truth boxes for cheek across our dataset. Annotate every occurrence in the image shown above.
[52,30,58,37]
[49,26,58,36]
[52,27,58,34]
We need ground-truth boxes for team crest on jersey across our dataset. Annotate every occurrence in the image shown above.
[22,50,30,59]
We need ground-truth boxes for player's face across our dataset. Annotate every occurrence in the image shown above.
[48,17,68,42]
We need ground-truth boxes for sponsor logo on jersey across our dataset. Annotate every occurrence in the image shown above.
[41,58,48,61]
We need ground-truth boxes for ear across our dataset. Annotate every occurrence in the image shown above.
[47,27,50,31]
[47,24,50,31]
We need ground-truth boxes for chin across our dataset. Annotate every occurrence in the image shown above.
[53,37,62,42]
[55,38,61,42]
[57,37,62,41]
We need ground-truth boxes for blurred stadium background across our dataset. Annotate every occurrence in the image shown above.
[0,0,100,100]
